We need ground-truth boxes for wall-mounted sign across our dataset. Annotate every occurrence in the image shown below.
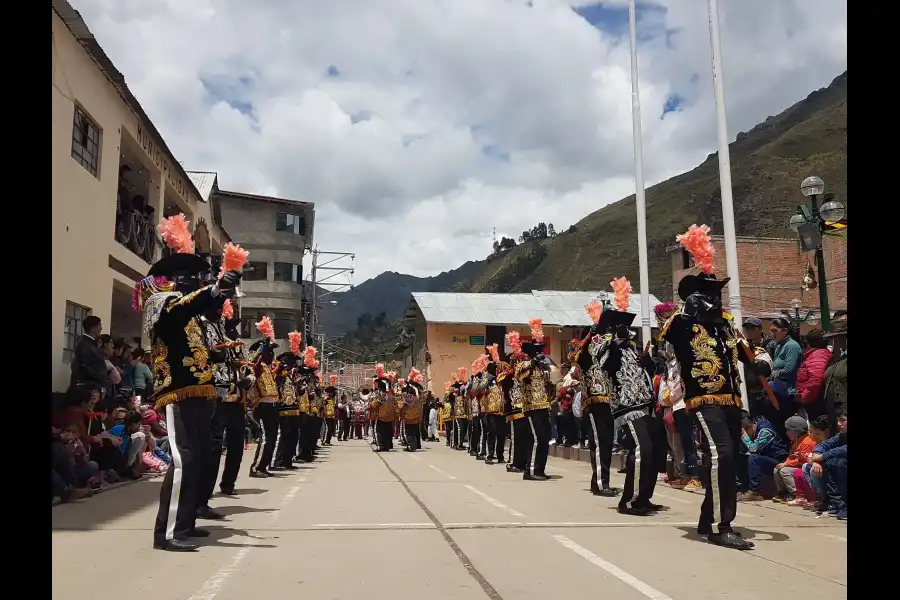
[451,335,470,345]
[469,335,486,346]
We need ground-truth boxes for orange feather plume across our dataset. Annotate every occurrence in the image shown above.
[610,277,632,312]
[375,363,385,379]
[218,242,250,279]
[457,367,467,381]
[529,317,544,342]
[255,316,275,343]
[157,214,194,254]
[222,298,234,320]
[408,367,424,384]
[445,381,452,391]
[507,331,522,355]
[303,346,318,368]
[288,331,302,355]
[329,374,337,386]
[387,370,397,383]
[488,343,499,362]
[676,224,715,274]
[585,300,602,324]
[472,354,490,375]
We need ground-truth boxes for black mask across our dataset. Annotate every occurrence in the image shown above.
[684,291,724,323]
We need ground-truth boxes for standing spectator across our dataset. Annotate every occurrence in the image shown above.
[822,350,847,433]
[772,416,817,502]
[769,318,802,392]
[69,316,108,395]
[130,348,153,401]
[99,334,123,402]
[739,414,789,501]
[795,329,832,421]
[428,401,439,442]
[742,317,776,361]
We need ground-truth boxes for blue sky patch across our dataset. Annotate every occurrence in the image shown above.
[351,111,372,124]
[200,76,255,116]
[482,144,510,162]
[574,1,667,37]
[326,65,341,78]
[661,93,684,118]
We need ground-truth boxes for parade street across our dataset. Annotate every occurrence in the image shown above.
[53,441,847,600]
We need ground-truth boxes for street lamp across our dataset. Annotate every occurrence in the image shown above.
[788,176,844,331]
[781,298,819,330]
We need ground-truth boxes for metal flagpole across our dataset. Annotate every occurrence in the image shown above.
[706,0,748,400]
[627,0,652,347]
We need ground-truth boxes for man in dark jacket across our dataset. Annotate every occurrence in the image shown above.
[70,316,109,394]
[809,411,847,518]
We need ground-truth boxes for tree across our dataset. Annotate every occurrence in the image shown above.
[499,236,516,251]
[492,240,500,254]
[547,223,556,237]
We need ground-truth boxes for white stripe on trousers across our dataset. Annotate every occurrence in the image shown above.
[589,412,602,483]
[164,403,184,541]
[695,412,722,534]
[626,421,642,505]
[509,421,515,460]
[528,415,538,473]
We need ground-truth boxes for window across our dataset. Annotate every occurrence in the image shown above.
[71,106,101,177]
[275,212,306,235]
[273,262,302,283]
[63,302,92,363]
[243,261,268,281]
[681,249,695,270]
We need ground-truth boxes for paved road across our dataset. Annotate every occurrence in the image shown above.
[53,438,847,600]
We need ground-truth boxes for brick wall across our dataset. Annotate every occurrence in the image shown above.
[669,235,846,317]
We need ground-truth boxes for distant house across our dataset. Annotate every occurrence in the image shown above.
[400,290,662,393]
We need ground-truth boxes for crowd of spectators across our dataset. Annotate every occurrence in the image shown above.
[53,316,172,505]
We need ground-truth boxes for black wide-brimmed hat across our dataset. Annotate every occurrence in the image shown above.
[148,252,211,279]
[521,341,544,357]
[677,272,730,302]
[596,309,636,333]
[248,339,279,354]
[276,352,298,366]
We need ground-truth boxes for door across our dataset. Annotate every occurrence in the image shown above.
[485,326,507,361]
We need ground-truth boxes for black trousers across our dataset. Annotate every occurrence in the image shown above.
[561,411,578,446]
[324,418,337,444]
[154,398,214,544]
[202,400,245,501]
[522,409,551,476]
[486,414,505,460]
[693,404,743,535]
[469,416,482,455]
[352,420,363,439]
[275,414,301,467]
[584,402,615,490]
[339,415,351,440]
[250,403,279,473]
[617,414,658,508]
[376,420,394,450]
[404,423,421,451]
[510,418,530,469]
[444,419,453,445]
[453,418,468,449]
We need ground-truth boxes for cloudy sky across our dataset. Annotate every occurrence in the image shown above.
[73,0,846,284]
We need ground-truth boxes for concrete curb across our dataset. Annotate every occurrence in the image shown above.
[52,472,164,508]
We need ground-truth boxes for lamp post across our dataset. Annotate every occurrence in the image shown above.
[781,298,819,331]
[788,176,845,332]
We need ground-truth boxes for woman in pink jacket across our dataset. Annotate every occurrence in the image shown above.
[795,329,831,421]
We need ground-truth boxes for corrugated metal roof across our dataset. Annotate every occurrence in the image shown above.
[531,290,662,328]
[410,290,664,328]
[186,171,217,202]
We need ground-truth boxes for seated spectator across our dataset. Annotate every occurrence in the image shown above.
[772,416,817,503]
[749,360,794,443]
[64,421,102,490]
[794,416,832,508]
[76,388,135,483]
[739,413,789,501]
[107,411,149,477]
[52,426,91,504]
[808,410,847,519]
[795,329,832,421]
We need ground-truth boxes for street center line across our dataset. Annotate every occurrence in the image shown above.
[408,453,421,461]
[311,522,435,529]
[429,464,457,480]
[190,477,305,600]
[817,533,847,542]
[651,491,692,505]
[465,485,526,517]
[553,535,674,600]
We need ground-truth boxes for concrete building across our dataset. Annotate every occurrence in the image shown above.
[52,1,230,391]
[206,177,316,347]
[668,234,847,321]
[401,290,662,394]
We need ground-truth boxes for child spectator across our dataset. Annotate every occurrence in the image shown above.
[793,416,832,508]
[808,411,847,519]
[64,422,101,490]
[772,416,816,503]
[739,413,789,502]
[107,411,148,477]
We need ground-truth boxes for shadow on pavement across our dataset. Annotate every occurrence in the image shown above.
[675,525,791,544]
[214,505,277,517]
[205,524,277,549]
[53,478,163,531]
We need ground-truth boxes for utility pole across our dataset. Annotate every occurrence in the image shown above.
[309,247,355,341]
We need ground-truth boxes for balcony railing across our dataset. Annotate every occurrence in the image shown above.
[115,208,160,264]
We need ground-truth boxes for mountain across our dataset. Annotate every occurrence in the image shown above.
[321,71,847,340]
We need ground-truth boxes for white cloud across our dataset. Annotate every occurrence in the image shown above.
[71,0,846,282]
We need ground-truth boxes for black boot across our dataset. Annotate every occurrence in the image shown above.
[707,531,755,550]
[154,538,199,552]
[617,504,655,516]
[197,506,226,520]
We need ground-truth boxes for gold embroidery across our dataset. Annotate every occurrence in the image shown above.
[689,324,725,393]
[154,384,216,409]
[165,286,209,313]
[183,319,212,384]
[152,341,172,393]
